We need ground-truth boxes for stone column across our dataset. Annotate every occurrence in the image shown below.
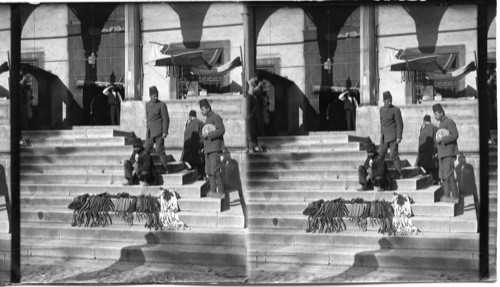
[242,4,256,95]
[125,3,141,100]
[359,5,376,105]
[10,4,21,282]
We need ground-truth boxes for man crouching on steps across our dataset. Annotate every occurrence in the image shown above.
[123,138,156,186]
[357,142,394,191]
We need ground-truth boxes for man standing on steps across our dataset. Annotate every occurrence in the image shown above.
[123,138,156,186]
[416,114,439,185]
[145,86,170,174]
[199,99,226,199]
[378,91,404,179]
[433,103,459,203]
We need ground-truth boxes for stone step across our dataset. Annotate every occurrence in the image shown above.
[246,167,420,180]
[22,194,223,212]
[245,185,442,204]
[260,143,362,153]
[20,145,133,155]
[244,175,433,191]
[21,205,245,228]
[21,221,246,246]
[247,159,411,171]
[20,161,186,176]
[247,201,456,217]
[248,228,478,251]
[247,152,368,162]
[22,238,247,266]
[247,214,477,233]
[20,151,183,165]
[20,182,209,199]
[20,169,198,186]
[248,244,478,271]
[25,137,126,147]
[22,129,115,139]
[258,133,352,144]
[72,125,121,130]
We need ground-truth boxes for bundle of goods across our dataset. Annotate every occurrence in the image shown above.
[347,197,370,231]
[67,188,187,231]
[158,188,188,230]
[391,193,421,235]
[68,192,114,227]
[202,124,216,138]
[114,193,136,226]
[135,194,162,230]
[436,128,450,142]
[303,198,349,233]
[303,193,420,236]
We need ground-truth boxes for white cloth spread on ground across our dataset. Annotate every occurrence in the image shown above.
[391,193,421,236]
[158,188,188,230]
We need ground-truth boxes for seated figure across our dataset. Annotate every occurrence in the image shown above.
[123,138,156,186]
[357,142,394,191]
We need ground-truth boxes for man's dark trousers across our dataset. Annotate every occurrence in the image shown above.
[358,165,386,189]
[346,110,355,130]
[145,136,169,169]
[205,151,225,196]
[439,156,458,198]
[124,160,153,183]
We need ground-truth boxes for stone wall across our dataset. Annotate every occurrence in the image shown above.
[21,4,69,127]
[141,3,244,102]
[120,96,246,149]
[377,5,478,105]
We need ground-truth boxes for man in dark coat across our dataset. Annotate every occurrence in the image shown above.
[246,71,264,152]
[181,110,205,179]
[415,114,438,184]
[145,86,170,173]
[357,142,393,191]
[199,99,226,199]
[378,91,404,178]
[434,103,459,203]
[123,138,156,186]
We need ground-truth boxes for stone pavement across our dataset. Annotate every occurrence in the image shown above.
[12,258,493,284]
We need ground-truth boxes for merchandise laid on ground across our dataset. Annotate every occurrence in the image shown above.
[19,127,247,283]
[244,131,485,282]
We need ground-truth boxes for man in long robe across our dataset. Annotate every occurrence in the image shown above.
[181,110,205,179]
[415,114,438,184]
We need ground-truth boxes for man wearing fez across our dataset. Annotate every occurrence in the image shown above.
[199,99,226,199]
[379,91,404,179]
[416,114,439,184]
[181,110,205,180]
[123,138,156,186]
[356,142,393,191]
[145,86,170,173]
[433,103,459,203]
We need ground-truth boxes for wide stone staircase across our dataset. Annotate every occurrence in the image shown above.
[19,127,247,272]
[245,132,479,272]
